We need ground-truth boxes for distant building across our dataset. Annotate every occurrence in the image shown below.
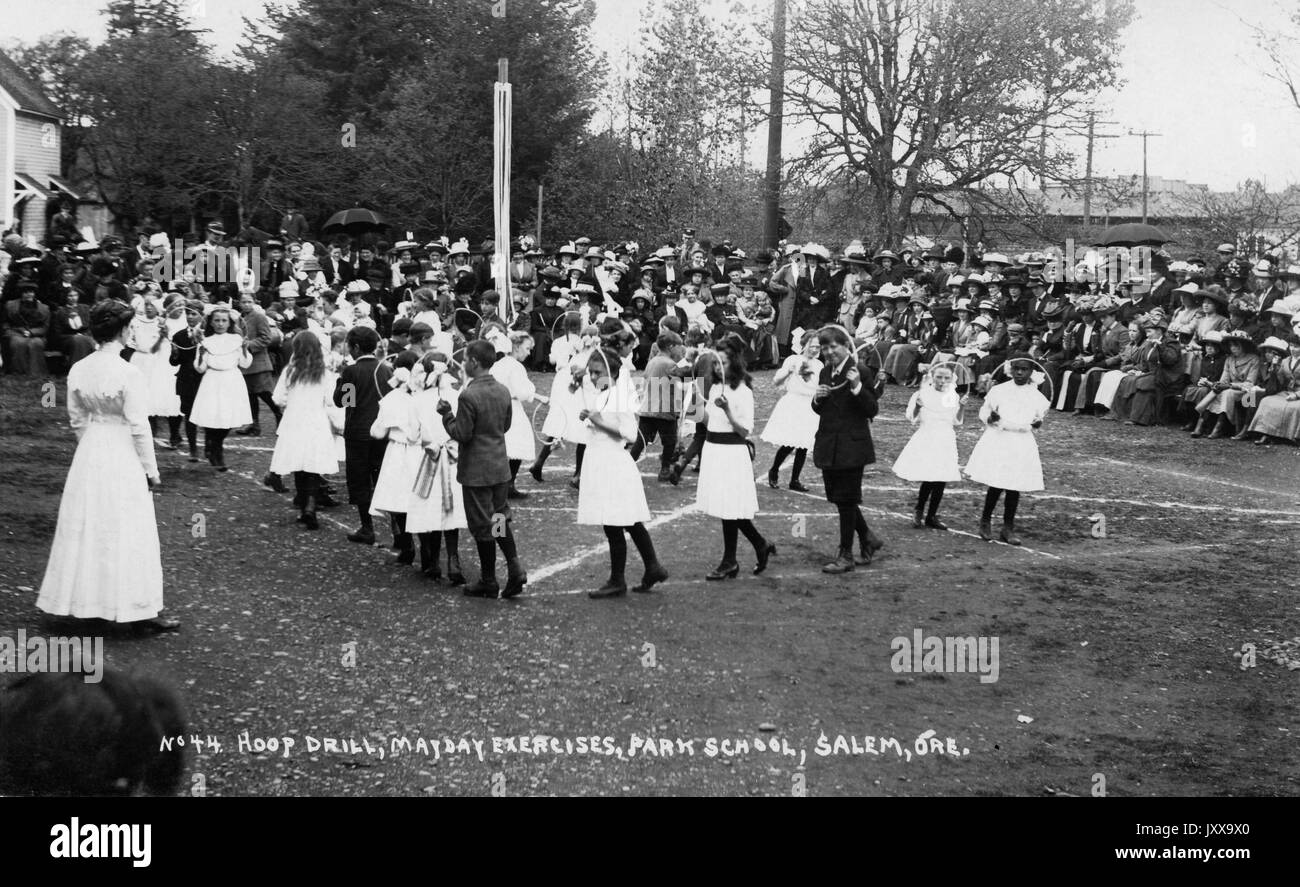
[0,48,82,245]
[912,175,1300,260]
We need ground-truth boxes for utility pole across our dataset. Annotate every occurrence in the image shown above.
[762,0,786,251]
[1128,128,1162,224]
[1081,110,1119,226]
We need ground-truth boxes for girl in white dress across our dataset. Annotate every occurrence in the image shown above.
[269,332,339,530]
[407,351,467,585]
[964,358,1049,545]
[36,300,178,632]
[189,307,253,471]
[531,321,597,485]
[369,367,422,565]
[892,364,967,530]
[489,331,537,498]
[762,329,822,491]
[127,298,182,439]
[579,347,668,598]
[697,341,776,579]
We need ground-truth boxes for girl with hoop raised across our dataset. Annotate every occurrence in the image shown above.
[964,358,1049,545]
[892,363,967,530]
[189,305,253,472]
[579,347,668,598]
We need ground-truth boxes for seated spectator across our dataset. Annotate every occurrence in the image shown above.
[1093,320,1146,419]
[1111,312,1184,426]
[1240,336,1300,445]
[1190,330,1259,438]
[1180,330,1226,430]
[3,282,50,375]
[49,285,95,366]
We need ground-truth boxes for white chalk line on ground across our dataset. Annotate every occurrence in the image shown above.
[162,429,1278,584]
[225,468,356,533]
[771,481,1061,560]
[532,539,1245,597]
[527,498,704,585]
[1094,456,1297,498]
[171,440,1300,519]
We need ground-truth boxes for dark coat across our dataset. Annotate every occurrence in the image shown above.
[811,356,879,469]
[240,309,275,375]
[333,355,391,440]
[170,326,205,408]
[442,373,513,486]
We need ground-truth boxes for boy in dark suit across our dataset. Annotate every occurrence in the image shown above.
[333,326,391,544]
[438,340,528,598]
[812,325,885,573]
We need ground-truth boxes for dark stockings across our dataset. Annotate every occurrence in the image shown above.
[771,446,807,482]
[981,487,1020,524]
[916,481,947,518]
[248,390,281,426]
[721,519,764,562]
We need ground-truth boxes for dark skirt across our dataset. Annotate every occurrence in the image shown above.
[822,466,864,504]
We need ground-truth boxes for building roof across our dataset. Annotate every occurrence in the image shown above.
[0,48,62,120]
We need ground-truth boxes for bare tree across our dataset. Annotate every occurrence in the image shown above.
[774,0,1134,247]
[1175,180,1300,259]
[1243,1,1300,112]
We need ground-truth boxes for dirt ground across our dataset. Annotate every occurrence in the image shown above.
[2,371,1298,797]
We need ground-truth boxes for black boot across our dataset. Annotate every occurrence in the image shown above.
[396,533,415,565]
[1206,416,1232,439]
[419,534,440,581]
[263,472,287,493]
[348,508,376,544]
[464,540,500,597]
[821,548,854,574]
[705,560,739,580]
[502,559,528,598]
[302,496,319,530]
[632,562,669,593]
[589,576,627,598]
[446,545,466,586]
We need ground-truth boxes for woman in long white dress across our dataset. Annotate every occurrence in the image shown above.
[407,352,467,585]
[761,330,822,491]
[36,301,179,633]
[489,331,537,498]
[892,364,967,530]
[964,358,1049,545]
[189,307,252,471]
[696,340,776,579]
[579,347,667,598]
[269,332,338,529]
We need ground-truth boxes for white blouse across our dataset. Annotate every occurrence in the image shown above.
[705,382,754,435]
[67,342,158,478]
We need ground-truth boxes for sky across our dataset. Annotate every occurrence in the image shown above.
[2,0,1299,191]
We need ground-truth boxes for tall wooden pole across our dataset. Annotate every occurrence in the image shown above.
[1081,110,1118,227]
[1128,128,1161,224]
[762,0,786,251]
[494,57,512,323]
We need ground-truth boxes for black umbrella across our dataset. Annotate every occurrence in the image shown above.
[322,208,388,235]
[1097,223,1174,248]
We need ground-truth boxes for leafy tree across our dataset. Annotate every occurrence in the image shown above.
[74,0,217,231]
